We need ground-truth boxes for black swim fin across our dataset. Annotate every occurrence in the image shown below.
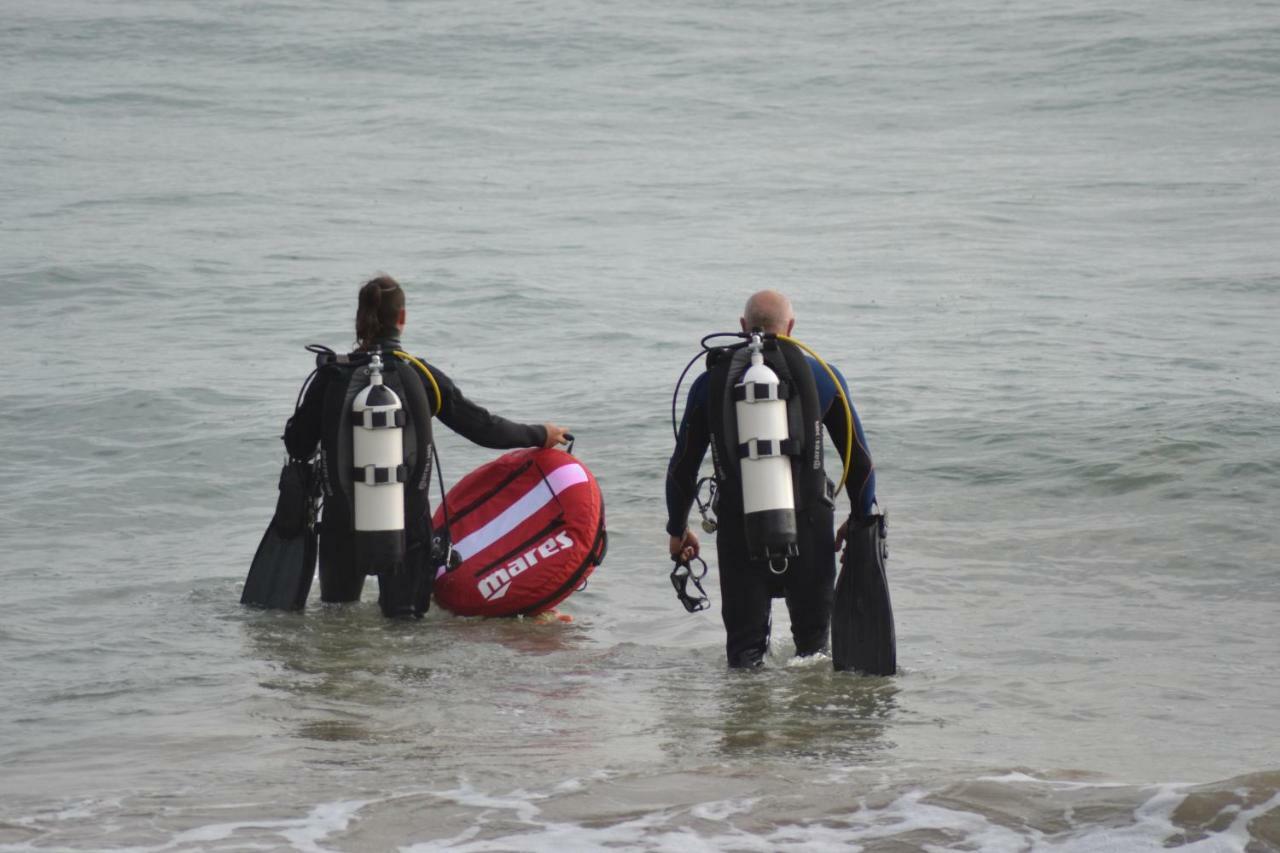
[241,460,317,610]
[832,510,896,675]
[241,521,316,610]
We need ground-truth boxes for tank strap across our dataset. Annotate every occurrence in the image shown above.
[737,437,802,459]
[351,464,408,485]
[355,409,406,429]
[732,381,792,402]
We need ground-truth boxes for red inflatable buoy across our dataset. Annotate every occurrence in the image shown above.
[431,448,606,617]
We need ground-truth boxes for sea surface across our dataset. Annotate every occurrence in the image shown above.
[2,0,1279,849]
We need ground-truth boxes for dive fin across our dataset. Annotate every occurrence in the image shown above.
[241,521,316,610]
[241,459,317,610]
[832,511,896,675]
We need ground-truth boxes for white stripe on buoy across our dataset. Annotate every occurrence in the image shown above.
[452,463,588,561]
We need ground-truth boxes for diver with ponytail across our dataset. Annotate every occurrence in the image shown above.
[353,275,406,350]
[283,275,571,617]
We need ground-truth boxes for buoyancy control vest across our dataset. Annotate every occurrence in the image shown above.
[706,336,829,566]
[315,346,435,575]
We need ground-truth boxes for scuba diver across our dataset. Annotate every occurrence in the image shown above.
[666,290,878,668]
[283,275,571,618]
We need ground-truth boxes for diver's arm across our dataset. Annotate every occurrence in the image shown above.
[665,373,711,538]
[428,364,548,449]
[282,369,327,460]
[822,364,876,517]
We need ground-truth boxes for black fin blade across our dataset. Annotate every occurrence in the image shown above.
[832,514,896,675]
[241,522,315,611]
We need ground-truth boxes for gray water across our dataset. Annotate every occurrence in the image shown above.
[2,0,1279,849]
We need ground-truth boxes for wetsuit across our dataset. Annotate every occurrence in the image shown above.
[284,337,546,614]
[666,354,875,667]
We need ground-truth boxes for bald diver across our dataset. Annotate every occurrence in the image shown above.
[665,290,894,672]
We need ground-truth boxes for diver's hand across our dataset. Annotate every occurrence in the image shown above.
[669,529,700,562]
[542,423,572,448]
[834,518,849,552]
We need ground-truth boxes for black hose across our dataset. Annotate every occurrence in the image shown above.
[670,332,750,442]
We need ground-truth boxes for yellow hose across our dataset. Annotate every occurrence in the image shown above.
[777,335,854,493]
[392,350,442,416]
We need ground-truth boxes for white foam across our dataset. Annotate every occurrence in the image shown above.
[0,799,373,853]
[785,651,831,668]
[689,798,759,822]
[425,782,546,825]
[395,776,1275,853]
[976,771,1134,790]
[6,777,1272,853]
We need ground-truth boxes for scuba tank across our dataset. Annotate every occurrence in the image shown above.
[350,352,406,575]
[734,332,798,571]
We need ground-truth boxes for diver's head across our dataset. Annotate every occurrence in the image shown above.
[355,274,406,350]
[741,290,795,336]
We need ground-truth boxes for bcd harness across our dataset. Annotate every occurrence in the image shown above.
[706,333,828,572]
[668,331,855,610]
[310,344,441,576]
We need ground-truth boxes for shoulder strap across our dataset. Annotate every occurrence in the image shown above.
[705,345,752,501]
[769,340,826,512]
[317,357,362,525]
[389,356,434,497]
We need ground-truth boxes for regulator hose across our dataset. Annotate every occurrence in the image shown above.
[393,350,442,416]
[777,334,856,494]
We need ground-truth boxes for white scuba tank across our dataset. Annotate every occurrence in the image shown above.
[734,335,798,571]
[351,353,406,574]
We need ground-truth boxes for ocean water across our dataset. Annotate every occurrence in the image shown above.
[2,0,1279,849]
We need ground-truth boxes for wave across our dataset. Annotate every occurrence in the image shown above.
[3,768,1275,851]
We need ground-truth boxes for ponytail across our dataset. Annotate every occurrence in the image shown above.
[355,275,405,350]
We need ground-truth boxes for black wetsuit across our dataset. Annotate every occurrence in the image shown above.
[283,337,546,611]
[666,355,876,667]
